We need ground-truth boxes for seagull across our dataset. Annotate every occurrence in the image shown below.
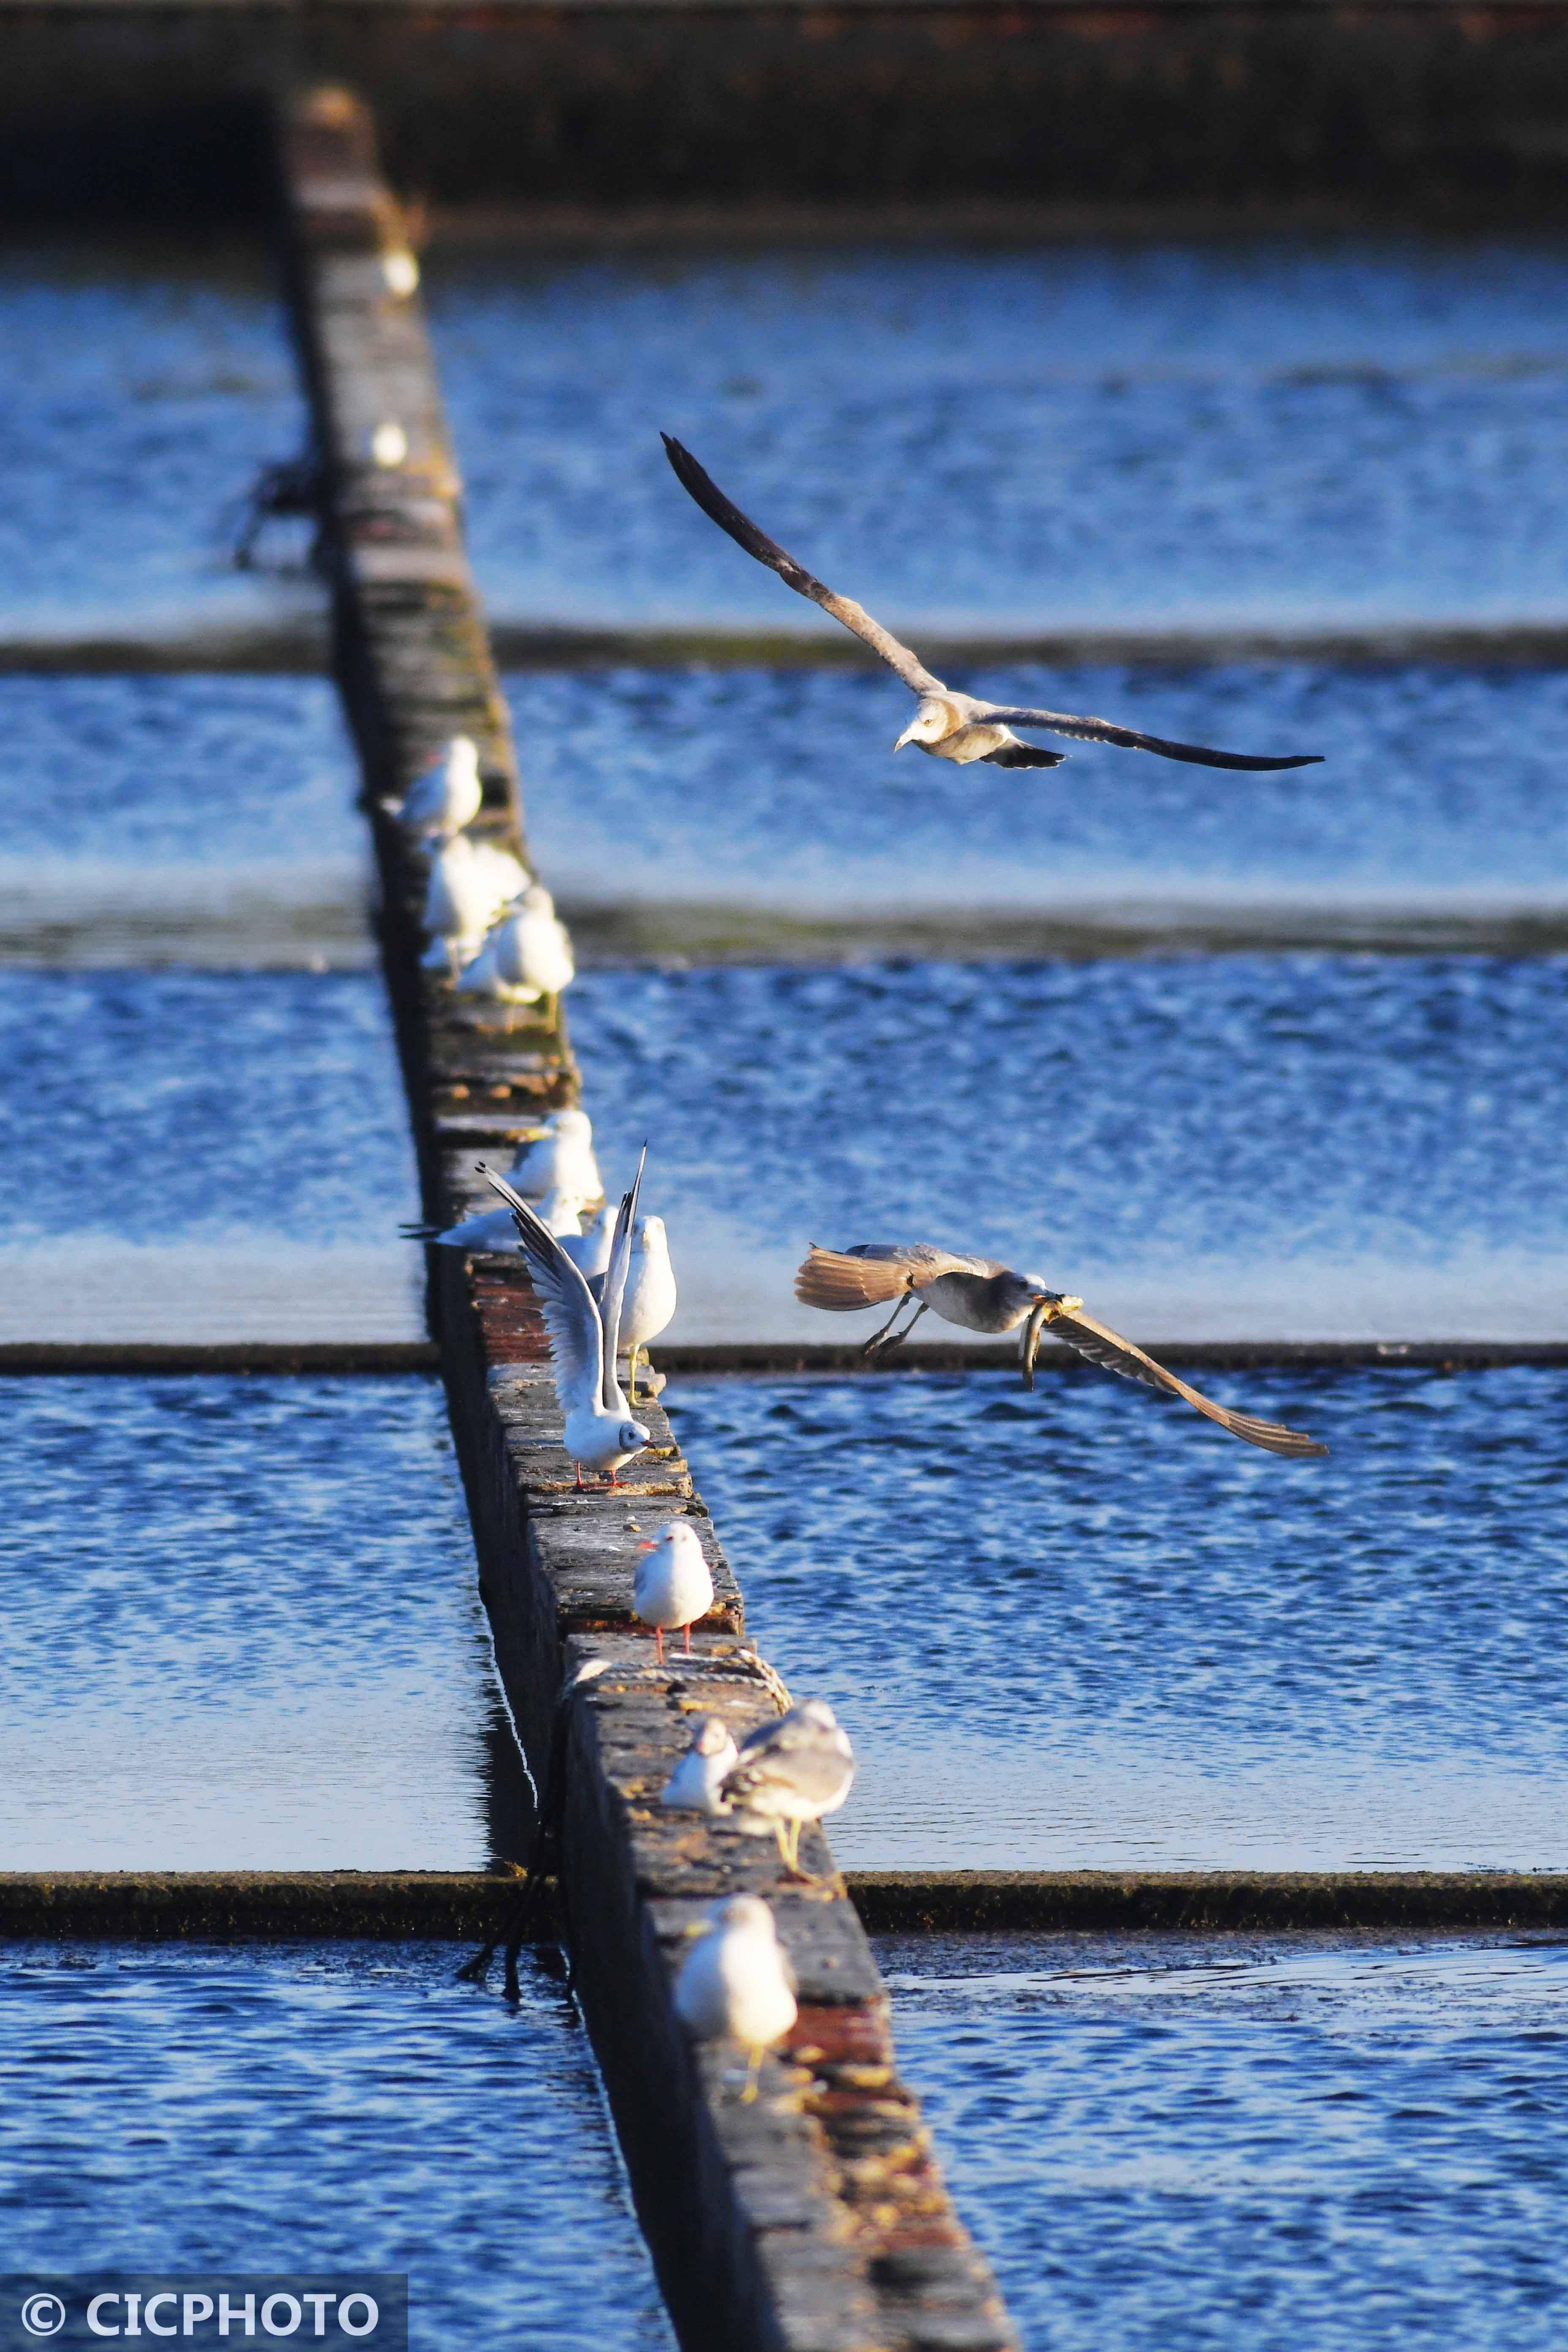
[508,1109,602,1206]
[673,1894,798,2103]
[457,885,575,1026]
[477,1152,652,1486]
[382,247,420,298]
[635,1519,716,1662]
[662,1715,740,1814]
[589,1211,676,1404]
[562,1198,615,1280]
[662,436,1323,776]
[406,1182,591,1255]
[386,735,482,838]
[421,835,528,979]
[795,1243,1328,1459]
[719,1699,855,1879]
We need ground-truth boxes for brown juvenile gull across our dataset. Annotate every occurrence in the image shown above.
[662,436,1323,775]
[795,1243,1328,1459]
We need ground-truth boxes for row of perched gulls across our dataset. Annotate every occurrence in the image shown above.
[387,735,575,1016]
[435,436,1331,2091]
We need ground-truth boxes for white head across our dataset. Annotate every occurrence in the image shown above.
[522,883,556,917]
[687,1715,735,1760]
[618,1418,652,1456]
[447,734,479,780]
[651,1520,706,1566]
[382,247,420,297]
[552,1109,591,1144]
[795,1699,841,1735]
[708,1894,777,1939]
[634,1212,667,1255]
[535,1185,587,1235]
[893,695,959,753]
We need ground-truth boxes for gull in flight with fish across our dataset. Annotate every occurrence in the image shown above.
[795,1243,1328,1459]
[662,435,1323,775]
[476,1148,653,1485]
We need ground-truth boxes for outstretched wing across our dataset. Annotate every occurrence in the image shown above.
[1048,1306,1329,1459]
[662,435,944,697]
[599,1145,645,1408]
[977,705,1322,773]
[478,1162,605,1418]
[794,1241,980,1312]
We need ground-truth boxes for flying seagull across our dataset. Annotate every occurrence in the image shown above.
[795,1243,1327,1459]
[477,1151,652,1485]
[662,436,1323,775]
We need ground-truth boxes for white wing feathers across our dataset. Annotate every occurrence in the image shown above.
[479,1163,605,1416]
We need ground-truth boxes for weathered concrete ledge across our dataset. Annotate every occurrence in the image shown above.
[15,4,1568,220]
[282,84,1018,2352]
[653,1339,1568,1374]
[0,1342,440,1375]
[851,1870,1568,1935]
[0,1871,539,1942]
[8,1869,1568,1941]
[14,620,1568,678]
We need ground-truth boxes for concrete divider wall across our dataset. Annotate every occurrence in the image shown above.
[280,84,1020,2352]
[10,5,1568,218]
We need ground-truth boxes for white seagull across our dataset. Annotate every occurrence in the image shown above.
[508,1109,602,1206]
[635,1519,716,1663]
[387,735,482,838]
[382,247,420,298]
[661,1715,740,1814]
[674,1895,798,2103]
[589,1211,676,1403]
[477,1153,652,1486]
[720,1699,855,1879]
[663,436,1324,776]
[421,835,528,979]
[795,1242,1329,1459]
[562,1198,615,1280]
[408,1181,591,1255]
[458,884,575,1025]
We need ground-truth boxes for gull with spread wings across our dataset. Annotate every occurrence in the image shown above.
[663,435,1323,775]
[477,1149,653,1486]
[795,1242,1327,1459]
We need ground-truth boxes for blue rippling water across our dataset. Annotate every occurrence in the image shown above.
[0,971,420,1339]
[509,664,1568,923]
[0,1943,672,2349]
[0,1379,513,1868]
[667,1368,1568,1868]
[880,1933,1568,2352]
[432,240,1568,630]
[567,955,1568,1342]
[0,245,313,643]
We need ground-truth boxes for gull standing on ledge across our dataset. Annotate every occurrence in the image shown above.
[720,1699,855,1879]
[674,1895,798,2103]
[478,1152,652,1486]
[509,1109,603,1206]
[663,436,1323,775]
[457,883,576,1026]
[795,1243,1328,1458]
[635,1519,716,1662]
[591,1210,676,1404]
[662,1716,740,1814]
[386,735,482,838]
[421,834,528,978]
